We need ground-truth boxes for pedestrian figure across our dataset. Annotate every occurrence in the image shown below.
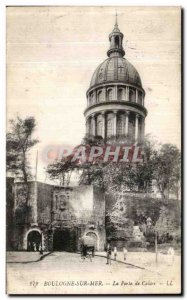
[114,247,117,261]
[39,244,43,255]
[83,244,87,257]
[36,242,39,251]
[33,242,36,252]
[168,247,175,265]
[123,247,128,261]
[28,241,31,251]
[106,243,112,265]
[81,235,94,262]
[79,238,84,257]
[91,246,95,258]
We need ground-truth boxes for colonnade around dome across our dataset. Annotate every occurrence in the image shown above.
[86,110,145,143]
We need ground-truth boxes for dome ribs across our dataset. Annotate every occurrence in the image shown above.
[104,57,112,82]
[89,57,142,89]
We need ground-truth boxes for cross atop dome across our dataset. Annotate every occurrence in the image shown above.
[113,11,120,33]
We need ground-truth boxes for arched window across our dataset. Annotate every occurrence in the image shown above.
[129,88,136,102]
[91,93,95,105]
[98,90,103,102]
[107,88,113,101]
[89,94,92,106]
[118,88,124,101]
[138,91,143,105]
[115,36,120,49]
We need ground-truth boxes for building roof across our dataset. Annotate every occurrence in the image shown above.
[90,56,142,89]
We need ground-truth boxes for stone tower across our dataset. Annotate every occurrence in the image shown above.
[84,15,147,143]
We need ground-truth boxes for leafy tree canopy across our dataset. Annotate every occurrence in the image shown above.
[6,116,38,182]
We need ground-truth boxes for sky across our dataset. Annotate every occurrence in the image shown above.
[6,6,181,182]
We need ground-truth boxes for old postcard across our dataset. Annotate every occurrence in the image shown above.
[6,6,182,295]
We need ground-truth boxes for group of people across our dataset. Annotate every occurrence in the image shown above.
[80,235,129,263]
[28,241,43,254]
[105,243,128,265]
[80,235,128,264]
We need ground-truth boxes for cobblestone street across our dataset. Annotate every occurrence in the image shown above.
[7,251,181,294]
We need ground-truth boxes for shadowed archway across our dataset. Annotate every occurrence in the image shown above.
[53,229,77,252]
[27,230,42,251]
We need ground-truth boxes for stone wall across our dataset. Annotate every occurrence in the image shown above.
[6,178,15,250]
[37,182,53,225]
[8,180,180,252]
[51,185,105,251]
[9,181,105,251]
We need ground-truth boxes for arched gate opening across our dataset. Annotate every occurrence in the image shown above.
[27,230,42,251]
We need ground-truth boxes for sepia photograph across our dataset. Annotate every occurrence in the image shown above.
[6,6,181,295]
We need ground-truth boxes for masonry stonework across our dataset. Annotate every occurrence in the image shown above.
[10,181,105,252]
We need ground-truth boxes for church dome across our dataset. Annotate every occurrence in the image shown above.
[90,57,142,89]
[84,14,147,144]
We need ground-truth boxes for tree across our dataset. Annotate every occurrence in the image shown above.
[6,116,38,182]
[46,156,76,186]
[78,136,156,194]
[135,135,158,193]
[46,134,181,202]
[152,144,181,201]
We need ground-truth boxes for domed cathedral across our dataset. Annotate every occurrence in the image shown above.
[84,14,147,143]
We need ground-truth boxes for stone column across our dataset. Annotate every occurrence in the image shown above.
[136,89,138,103]
[142,94,144,106]
[116,85,118,100]
[126,86,129,101]
[94,90,97,104]
[113,110,117,136]
[101,112,105,139]
[86,118,89,135]
[125,111,130,137]
[121,114,125,135]
[103,87,106,101]
[123,87,125,100]
[141,118,145,142]
[135,113,140,141]
[92,114,96,136]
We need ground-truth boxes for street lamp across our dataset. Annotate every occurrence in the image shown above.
[155,231,158,264]
[146,217,158,264]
